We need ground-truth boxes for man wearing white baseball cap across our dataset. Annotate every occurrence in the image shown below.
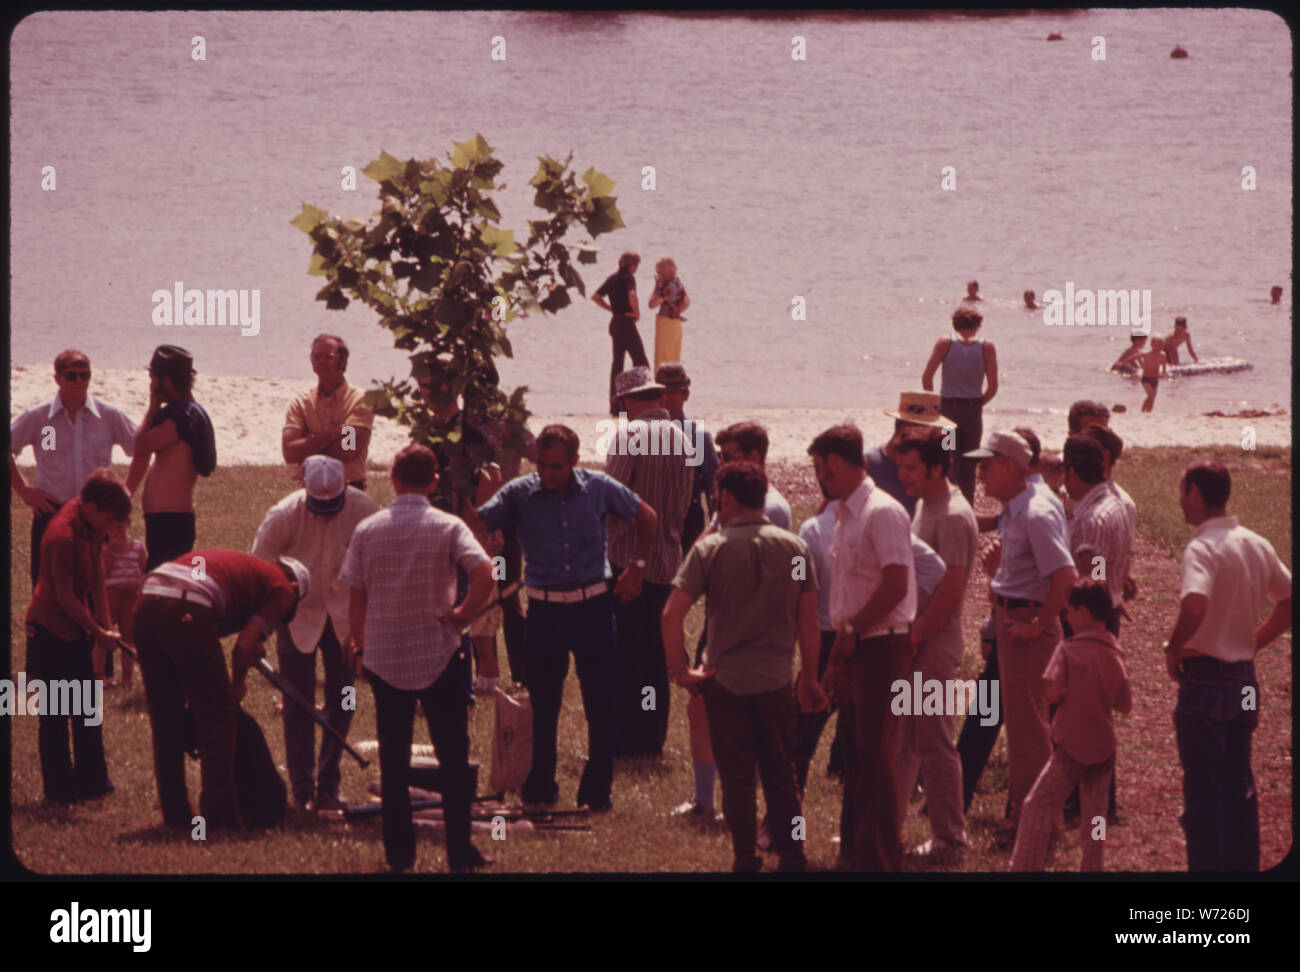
[964,430,1077,835]
[252,455,379,811]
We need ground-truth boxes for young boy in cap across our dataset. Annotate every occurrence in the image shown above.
[1010,581,1130,872]
[126,345,217,569]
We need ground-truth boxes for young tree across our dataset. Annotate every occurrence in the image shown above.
[292,134,625,496]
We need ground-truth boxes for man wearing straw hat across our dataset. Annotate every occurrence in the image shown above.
[872,391,958,518]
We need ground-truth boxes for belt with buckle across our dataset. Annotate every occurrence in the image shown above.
[995,594,1042,610]
[141,583,214,610]
[525,580,610,604]
[856,624,911,641]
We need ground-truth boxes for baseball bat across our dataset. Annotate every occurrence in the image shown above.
[252,657,370,768]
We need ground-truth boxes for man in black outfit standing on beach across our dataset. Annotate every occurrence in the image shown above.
[593,251,646,410]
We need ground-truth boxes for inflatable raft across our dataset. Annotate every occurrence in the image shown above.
[1115,356,1253,378]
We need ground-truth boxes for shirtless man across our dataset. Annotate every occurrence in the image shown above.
[126,345,217,569]
[963,280,982,302]
[1270,286,1283,304]
[1162,316,1198,366]
[1023,290,1038,310]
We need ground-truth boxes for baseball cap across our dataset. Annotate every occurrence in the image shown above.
[303,455,347,516]
[963,430,1033,471]
[278,556,311,602]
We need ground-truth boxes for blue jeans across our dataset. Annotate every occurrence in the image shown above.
[522,593,616,808]
[1174,656,1260,871]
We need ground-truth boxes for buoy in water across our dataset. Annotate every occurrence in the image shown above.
[1047,32,1063,41]
[1170,45,1188,58]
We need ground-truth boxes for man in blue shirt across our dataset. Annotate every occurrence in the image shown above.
[476,424,656,810]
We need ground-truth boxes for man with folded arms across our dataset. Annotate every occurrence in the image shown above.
[282,334,374,490]
[11,350,137,584]
[964,430,1077,830]
[808,424,916,871]
[252,455,378,812]
[134,548,309,829]
[126,345,217,570]
[340,444,497,872]
[662,460,828,873]
[476,424,657,811]
[1164,459,1291,871]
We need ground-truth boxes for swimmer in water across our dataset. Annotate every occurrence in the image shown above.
[1162,316,1198,366]
[963,280,982,302]
[1137,337,1169,413]
[1271,286,1283,304]
[1111,333,1148,373]
[1023,290,1038,309]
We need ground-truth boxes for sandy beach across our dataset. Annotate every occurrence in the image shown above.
[11,364,1291,468]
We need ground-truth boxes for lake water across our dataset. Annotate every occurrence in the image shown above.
[10,9,1292,418]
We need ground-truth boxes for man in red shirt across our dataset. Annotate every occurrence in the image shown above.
[134,548,309,829]
[26,468,131,804]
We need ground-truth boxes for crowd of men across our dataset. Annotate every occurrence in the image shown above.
[11,339,1292,874]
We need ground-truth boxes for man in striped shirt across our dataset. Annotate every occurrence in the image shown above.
[340,444,497,872]
[606,367,694,758]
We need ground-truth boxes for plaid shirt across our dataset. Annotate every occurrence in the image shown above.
[1069,482,1132,608]
[605,410,694,584]
[339,494,490,690]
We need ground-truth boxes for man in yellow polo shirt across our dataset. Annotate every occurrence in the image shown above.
[282,334,374,489]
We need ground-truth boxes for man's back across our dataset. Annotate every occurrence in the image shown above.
[606,413,692,582]
[1182,516,1291,658]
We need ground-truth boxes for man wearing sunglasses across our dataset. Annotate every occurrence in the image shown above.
[11,350,138,585]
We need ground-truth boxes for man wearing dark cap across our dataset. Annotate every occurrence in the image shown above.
[134,549,309,828]
[252,455,379,811]
[126,345,217,570]
[655,362,719,552]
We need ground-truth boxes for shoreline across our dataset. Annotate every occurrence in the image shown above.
[11,364,1291,467]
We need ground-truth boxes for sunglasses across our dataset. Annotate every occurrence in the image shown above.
[60,370,91,382]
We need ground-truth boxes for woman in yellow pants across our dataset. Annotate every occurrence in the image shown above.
[649,256,690,368]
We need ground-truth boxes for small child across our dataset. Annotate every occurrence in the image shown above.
[1137,336,1169,412]
[1162,316,1198,366]
[101,521,147,686]
[1110,334,1147,374]
[1009,582,1131,872]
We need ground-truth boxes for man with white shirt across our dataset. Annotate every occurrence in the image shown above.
[1164,459,1291,871]
[1062,436,1130,634]
[11,350,137,584]
[808,424,915,871]
[252,455,379,811]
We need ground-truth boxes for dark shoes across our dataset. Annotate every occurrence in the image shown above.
[449,846,495,873]
[733,855,763,874]
[314,791,349,812]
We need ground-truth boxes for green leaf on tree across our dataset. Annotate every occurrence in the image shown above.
[480,225,518,257]
[290,203,328,233]
[364,151,405,185]
[581,167,616,198]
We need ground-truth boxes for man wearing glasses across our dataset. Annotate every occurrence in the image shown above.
[282,334,374,490]
[11,350,138,584]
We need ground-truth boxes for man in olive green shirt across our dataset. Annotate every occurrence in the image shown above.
[662,461,828,873]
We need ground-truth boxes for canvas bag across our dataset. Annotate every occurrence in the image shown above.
[489,688,532,793]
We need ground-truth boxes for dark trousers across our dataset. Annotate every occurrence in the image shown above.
[144,512,197,570]
[277,618,355,804]
[682,494,707,553]
[30,502,67,586]
[367,650,474,872]
[1174,657,1260,871]
[612,575,672,758]
[608,316,649,404]
[522,593,616,807]
[700,677,805,867]
[941,397,983,505]
[792,630,841,790]
[26,622,110,803]
[956,644,1003,812]
[839,633,909,871]
[135,596,240,828]
[499,527,527,686]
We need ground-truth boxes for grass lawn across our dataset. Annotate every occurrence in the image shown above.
[8,447,1291,874]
